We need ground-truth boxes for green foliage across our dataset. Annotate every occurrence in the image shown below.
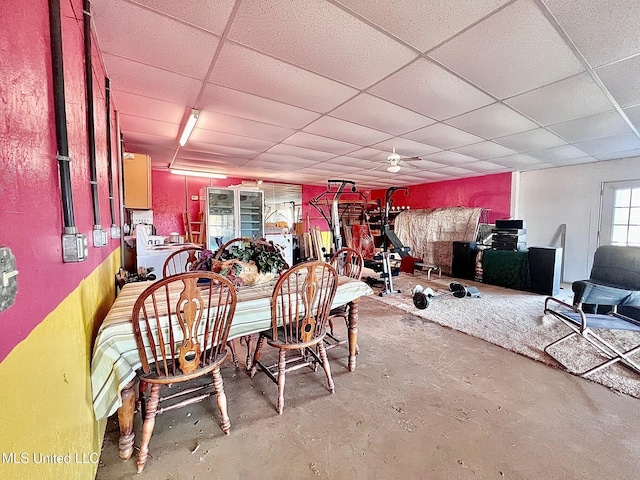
[223,240,287,274]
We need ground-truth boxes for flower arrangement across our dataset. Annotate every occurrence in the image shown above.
[191,240,288,287]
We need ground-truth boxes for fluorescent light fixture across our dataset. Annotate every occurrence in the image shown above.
[178,109,200,146]
[387,164,401,173]
[170,168,226,179]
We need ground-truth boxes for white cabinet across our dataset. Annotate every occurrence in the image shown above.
[265,234,294,267]
[201,187,264,250]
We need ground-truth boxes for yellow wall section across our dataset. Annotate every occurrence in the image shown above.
[0,249,120,480]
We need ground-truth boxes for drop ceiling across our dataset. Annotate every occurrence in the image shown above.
[91,0,640,189]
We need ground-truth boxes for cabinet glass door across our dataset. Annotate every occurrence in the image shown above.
[206,188,235,248]
[238,190,263,239]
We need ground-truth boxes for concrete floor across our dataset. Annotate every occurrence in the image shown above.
[95,296,640,480]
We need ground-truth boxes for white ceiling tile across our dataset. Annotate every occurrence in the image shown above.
[543,0,640,68]
[446,103,539,139]
[132,0,236,34]
[197,111,294,142]
[188,129,274,151]
[199,84,320,129]
[228,0,418,88]
[94,0,219,79]
[248,154,319,169]
[422,151,479,165]
[403,123,484,149]
[548,111,634,143]
[596,56,640,108]
[429,0,585,99]
[336,0,510,52]
[303,117,393,146]
[368,58,494,120]
[398,158,447,170]
[574,134,640,156]
[265,144,336,161]
[330,93,435,135]
[491,154,544,169]
[283,132,360,155]
[519,162,555,171]
[211,43,358,113]
[409,170,451,180]
[624,106,640,131]
[315,159,363,173]
[185,142,259,159]
[105,54,202,105]
[547,156,601,167]
[594,150,640,161]
[494,128,567,152]
[370,138,441,157]
[451,141,517,160]
[527,145,589,162]
[431,166,478,176]
[122,131,179,149]
[458,161,510,173]
[118,113,179,138]
[337,149,385,162]
[112,92,185,123]
[505,73,615,125]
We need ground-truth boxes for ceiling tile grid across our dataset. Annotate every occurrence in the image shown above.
[91,0,640,188]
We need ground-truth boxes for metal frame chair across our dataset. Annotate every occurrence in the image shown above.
[249,261,338,414]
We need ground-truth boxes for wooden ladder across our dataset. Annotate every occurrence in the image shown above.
[183,211,204,245]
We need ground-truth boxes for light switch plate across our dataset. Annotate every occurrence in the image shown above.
[0,246,18,313]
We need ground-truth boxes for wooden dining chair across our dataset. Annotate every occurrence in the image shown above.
[131,272,237,473]
[162,246,203,278]
[162,246,240,367]
[326,247,364,351]
[250,261,338,414]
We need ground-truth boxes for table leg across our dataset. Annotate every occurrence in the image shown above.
[347,298,360,372]
[117,379,136,460]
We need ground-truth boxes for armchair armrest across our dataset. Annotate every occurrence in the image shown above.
[572,280,640,309]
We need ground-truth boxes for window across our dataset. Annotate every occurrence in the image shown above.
[600,180,640,247]
[611,187,640,246]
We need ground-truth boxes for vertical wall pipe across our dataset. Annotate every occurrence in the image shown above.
[83,0,100,228]
[105,77,116,227]
[48,0,76,232]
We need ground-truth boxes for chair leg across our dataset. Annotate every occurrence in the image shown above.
[344,317,359,354]
[228,339,239,368]
[212,366,231,434]
[137,383,160,473]
[328,317,335,336]
[277,348,287,415]
[138,379,148,417]
[244,335,254,371]
[317,342,335,394]
[250,335,266,378]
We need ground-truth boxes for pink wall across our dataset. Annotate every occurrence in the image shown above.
[152,173,513,237]
[371,173,512,223]
[150,170,244,236]
[0,0,120,361]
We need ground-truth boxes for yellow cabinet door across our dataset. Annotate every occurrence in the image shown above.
[123,153,152,209]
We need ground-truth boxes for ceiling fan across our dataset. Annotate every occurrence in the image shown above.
[383,148,421,173]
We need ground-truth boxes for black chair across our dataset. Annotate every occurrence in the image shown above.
[544,245,640,378]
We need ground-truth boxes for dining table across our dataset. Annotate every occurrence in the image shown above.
[90,275,373,460]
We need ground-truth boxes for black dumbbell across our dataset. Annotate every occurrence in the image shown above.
[412,282,468,309]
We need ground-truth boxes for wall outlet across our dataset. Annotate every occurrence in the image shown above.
[93,228,108,247]
[0,246,18,313]
[62,233,88,262]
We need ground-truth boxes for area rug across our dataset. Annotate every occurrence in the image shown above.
[368,271,640,399]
